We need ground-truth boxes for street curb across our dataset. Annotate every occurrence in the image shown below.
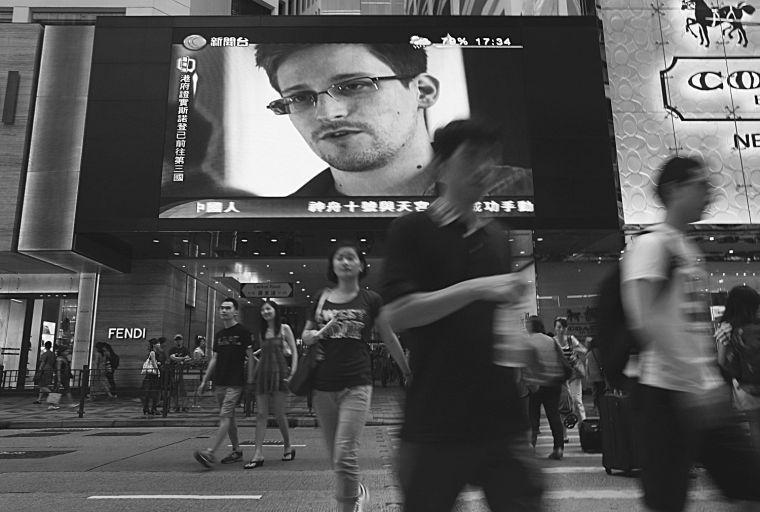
[0,417,403,430]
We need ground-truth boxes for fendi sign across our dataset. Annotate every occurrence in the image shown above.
[107,328,146,340]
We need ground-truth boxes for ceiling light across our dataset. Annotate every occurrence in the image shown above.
[729,249,734,254]
[200,252,206,256]
[200,272,204,275]
[289,271,294,275]
[182,239,189,243]
[153,239,160,243]
[360,238,367,242]
[709,236,715,241]
[296,280,300,284]
[301,288,306,292]
[536,237,543,242]
[271,238,278,243]
[253,251,260,256]
[173,252,180,256]
[280,251,286,255]
[241,238,248,243]
[330,238,337,242]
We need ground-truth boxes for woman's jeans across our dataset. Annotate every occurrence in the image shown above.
[567,378,586,421]
[529,385,564,449]
[313,385,372,506]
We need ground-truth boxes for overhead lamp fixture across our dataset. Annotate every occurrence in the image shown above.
[173,252,180,256]
[153,239,160,243]
[200,252,206,256]
[253,251,260,256]
[182,239,189,243]
[536,237,544,242]
[289,271,294,275]
[280,251,286,255]
[709,236,715,241]
[271,238,278,243]
[330,238,337,242]
[241,238,248,243]
[360,238,367,242]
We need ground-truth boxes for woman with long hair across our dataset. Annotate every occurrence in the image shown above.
[141,338,161,416]
[553,316,587,436]
[525,316,567,460]
[301,241,411,512]
[715,285,760,450]
[244,299,298,469]
[51,345,75,409]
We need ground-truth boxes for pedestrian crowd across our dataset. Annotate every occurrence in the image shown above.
[28,119,760,512]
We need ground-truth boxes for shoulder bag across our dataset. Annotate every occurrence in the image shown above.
[288,290,329,396]
[141,352,160,376]
[553,339,574,382]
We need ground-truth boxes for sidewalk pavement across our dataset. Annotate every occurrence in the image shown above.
[0,385,405,430]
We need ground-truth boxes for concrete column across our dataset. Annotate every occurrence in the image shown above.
[71,272,100,371]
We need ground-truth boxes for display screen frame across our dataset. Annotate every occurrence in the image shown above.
[76,15,617,236]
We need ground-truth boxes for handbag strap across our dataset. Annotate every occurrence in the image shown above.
[315,288,330,324]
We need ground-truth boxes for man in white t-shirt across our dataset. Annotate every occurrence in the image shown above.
[622,156,760,511]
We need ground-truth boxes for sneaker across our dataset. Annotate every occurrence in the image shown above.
[354,483,369,512]
[47,405,60,410]
[220,450,243,464]
[194,449,216,468]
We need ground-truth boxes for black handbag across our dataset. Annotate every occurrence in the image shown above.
[288,342,325,396]
[288,290,328,396]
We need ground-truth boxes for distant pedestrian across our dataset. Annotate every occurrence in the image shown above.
[91,342,116,399]
[553,317,587,429]
[622,155,760,511]
[381,119,542,512]
[169,334,192,412]
[245,299,298,469]
[302,241,411,512]
[141,338,161,416]
[524,316,566,460]
[194,298,256,468]
[34,341,55,404]
[50,345,75,409]
[193,336,207,362]
[103,343,119,397]
[715,285,760,452]
[584,338,606,415]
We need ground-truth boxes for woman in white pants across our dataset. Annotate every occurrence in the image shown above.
[553,317,587,434]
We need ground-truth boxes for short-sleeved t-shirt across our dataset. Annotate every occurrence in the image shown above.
[381,211,524,443]
[212,323,255,386]
[621,223,722,393]
[310,289,381,391]
[168,345,190,364]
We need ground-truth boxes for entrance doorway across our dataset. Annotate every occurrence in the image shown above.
[0,295,77,390]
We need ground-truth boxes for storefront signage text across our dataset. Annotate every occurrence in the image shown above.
[107,328,146,340]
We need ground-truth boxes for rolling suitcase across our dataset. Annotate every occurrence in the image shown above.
[579,418,602,453]
[599,391,640,475]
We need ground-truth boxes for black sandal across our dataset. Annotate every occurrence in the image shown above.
[282,449,296,461]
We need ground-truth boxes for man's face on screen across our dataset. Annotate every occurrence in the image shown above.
[275,44,423,173]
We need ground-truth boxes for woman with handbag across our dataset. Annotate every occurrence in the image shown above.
[524,316,569,460]
[141,338,161,416]
[301,241,411,512]
[553,317,587,429]
[715,285,760,450]
[245,299,298,469]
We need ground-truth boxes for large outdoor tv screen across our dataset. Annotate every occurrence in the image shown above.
[159,22,537,219]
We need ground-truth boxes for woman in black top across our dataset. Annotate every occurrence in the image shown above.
[302,242,411,512]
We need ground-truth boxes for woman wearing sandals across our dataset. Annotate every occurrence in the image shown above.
[245,299,298,469]
[302,241,411,512]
